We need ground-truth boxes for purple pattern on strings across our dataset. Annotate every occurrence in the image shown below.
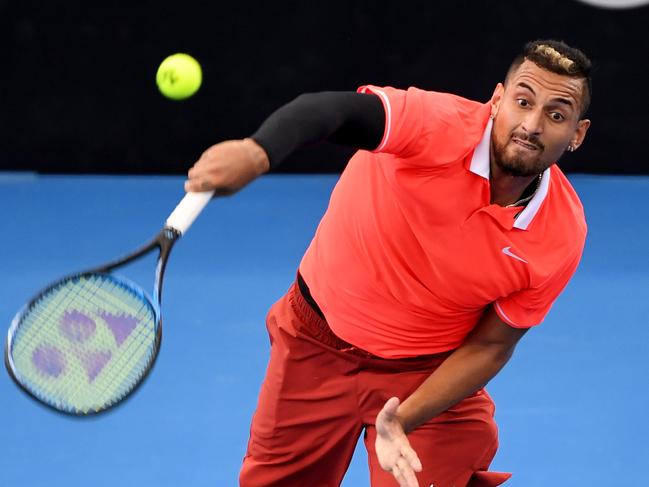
[98,311,139,346]
[78,350,112,382]
[30,309,141,383]
[59,310,96,342]
[32,345,66,377]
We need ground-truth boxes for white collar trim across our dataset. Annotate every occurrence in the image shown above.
[469,118,492,179]
[512,167,551,230]
[469,118,552,231]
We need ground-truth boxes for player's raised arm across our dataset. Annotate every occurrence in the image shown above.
[184,92,385,195]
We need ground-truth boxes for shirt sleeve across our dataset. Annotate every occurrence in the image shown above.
[357,85,490,164]
[494,250,583,328]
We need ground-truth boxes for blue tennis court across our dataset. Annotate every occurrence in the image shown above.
[1,172,647,486]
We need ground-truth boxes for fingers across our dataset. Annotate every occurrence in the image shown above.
[184,163,206,192]
[390,447,421,487]
[184,147,235,194]
[401,445,422,472]
[374,409,422,486]
[184,169,213,193]
[184,177,212,193]
[391,456,420,487]
[184,139,269,195]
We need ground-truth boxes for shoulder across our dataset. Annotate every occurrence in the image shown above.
[359,85,491,160]
[361,85,486,117]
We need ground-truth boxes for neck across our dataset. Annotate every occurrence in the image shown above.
[489,160,539,207]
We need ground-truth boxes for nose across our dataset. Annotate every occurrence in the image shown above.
[521,107,544,136]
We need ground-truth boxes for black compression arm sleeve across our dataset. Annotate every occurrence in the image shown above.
[250,91,385,168]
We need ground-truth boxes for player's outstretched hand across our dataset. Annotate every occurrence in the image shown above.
[375,397,422,487]
[184,138,270,196]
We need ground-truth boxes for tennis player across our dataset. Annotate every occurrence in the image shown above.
[185,39,592,487]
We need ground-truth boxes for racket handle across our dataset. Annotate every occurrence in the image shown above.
[165,191,215,234]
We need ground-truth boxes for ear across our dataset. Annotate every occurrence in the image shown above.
[490,83,505,119]
[570,119,591,151]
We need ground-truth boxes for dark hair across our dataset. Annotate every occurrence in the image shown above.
[506,40,592,117]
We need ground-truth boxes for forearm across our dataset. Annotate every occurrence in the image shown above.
[396,342,514,433]
[250,91,384,168]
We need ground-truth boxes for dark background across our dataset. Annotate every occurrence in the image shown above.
[0,0,647,175]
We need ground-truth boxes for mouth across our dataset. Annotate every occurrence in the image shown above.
[511,138,539,151]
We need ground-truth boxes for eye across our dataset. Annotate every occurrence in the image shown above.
[550,112,565,122]
[516,98,530,108]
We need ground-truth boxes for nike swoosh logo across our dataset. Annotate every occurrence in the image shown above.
[502,246,528,264]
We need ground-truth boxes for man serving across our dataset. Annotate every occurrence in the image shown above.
[185,39,592,487]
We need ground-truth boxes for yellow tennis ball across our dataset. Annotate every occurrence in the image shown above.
[156,53,202,100]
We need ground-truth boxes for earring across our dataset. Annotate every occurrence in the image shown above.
[567,145,575,152]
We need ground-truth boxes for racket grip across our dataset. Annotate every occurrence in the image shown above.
[165,191,215,234]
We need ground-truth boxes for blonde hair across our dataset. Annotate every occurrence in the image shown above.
[533,44,578,74]
[507,40,593,116]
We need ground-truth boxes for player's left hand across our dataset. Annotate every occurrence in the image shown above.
[375,397,422,487]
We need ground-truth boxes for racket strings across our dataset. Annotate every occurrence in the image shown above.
[9,273,158,414]
[19,280,153,410]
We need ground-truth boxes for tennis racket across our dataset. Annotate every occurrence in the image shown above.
[4,190,214,416]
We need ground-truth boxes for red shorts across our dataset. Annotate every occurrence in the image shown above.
[240,281,511,487]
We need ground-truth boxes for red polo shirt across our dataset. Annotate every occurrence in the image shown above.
[299,85,586,358]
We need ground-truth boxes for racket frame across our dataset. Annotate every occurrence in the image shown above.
[5,190,212,415]
[4,227,180,416]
